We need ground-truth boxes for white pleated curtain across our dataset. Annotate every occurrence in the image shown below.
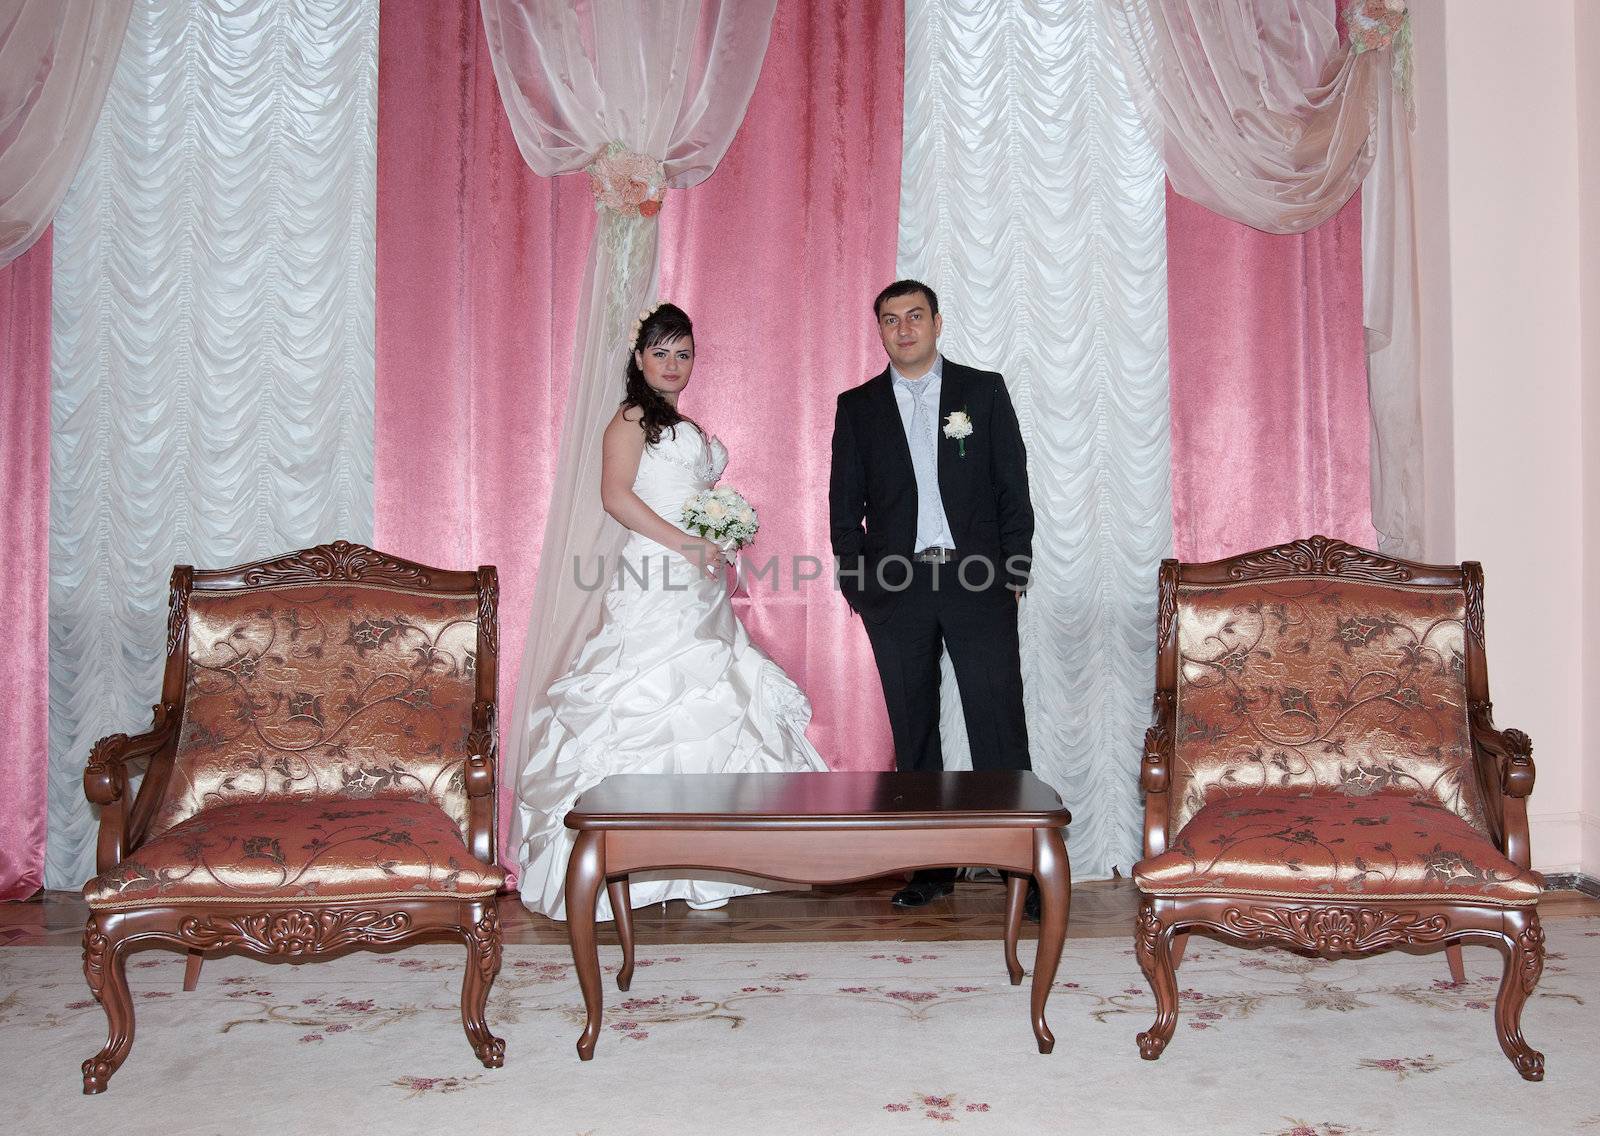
[477,0,775,859]
[47,0,378,889]
[1110,0,1424,556]
[0,0,131,267]
[898,0,1171,879]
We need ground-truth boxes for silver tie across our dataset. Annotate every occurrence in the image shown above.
[903,380,941,551]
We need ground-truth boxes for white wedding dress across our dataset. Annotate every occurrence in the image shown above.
[512,422,828,920]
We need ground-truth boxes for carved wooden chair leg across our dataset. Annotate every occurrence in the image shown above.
[1133,898,1180,1060]
[81,920,135,1094]
[182,949,204,992]
[1445,942,1466,985]
[1493,912,1545,1081]
[1170,932,1189,972]
[460,904,505,1069]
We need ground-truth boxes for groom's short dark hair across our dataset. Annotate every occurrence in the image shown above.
[874,279,939,320]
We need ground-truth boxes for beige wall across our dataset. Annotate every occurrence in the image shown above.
[1579,0,1600,879]
[1412,0,1595,876]
[1410,0,1455,559]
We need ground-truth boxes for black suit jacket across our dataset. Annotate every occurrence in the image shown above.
[829,359,1034,622]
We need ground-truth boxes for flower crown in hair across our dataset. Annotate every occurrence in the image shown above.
[629,301,667,349]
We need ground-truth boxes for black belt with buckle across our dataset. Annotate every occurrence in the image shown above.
[913,547,957,564]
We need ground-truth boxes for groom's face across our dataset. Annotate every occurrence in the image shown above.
[877,292,942,377]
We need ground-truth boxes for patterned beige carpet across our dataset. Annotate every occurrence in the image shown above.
[3,917,1596,1134]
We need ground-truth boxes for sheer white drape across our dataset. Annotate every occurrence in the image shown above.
[1361,73,1421,556]
[1109,0,1424,555]
[478,0,775,861]
[480,0,772,186]
[899,0,1171,879]
[0,0,130,266]
[47,0,378,889]
[1110,0,1381,231]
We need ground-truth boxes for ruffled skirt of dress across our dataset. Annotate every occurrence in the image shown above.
[511,536,828,921]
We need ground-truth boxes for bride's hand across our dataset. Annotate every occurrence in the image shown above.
[679,537,726,579]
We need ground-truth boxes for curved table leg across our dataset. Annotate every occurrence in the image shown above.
[1029,828,1070,1054]
[1003,873,1025,985]
[608,877,635,991]
[566,830,606,1060]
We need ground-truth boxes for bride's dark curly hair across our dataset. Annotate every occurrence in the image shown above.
[623,302,697,445]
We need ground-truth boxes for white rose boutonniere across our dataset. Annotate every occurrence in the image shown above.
[943,408,973,457]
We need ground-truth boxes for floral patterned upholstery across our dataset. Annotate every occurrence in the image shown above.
[84,799,505,911]
[148,584,480,842]
[1171,577,1486,836]
[1135,793,1541,905]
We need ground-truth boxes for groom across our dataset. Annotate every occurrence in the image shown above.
[829,279,1035,911]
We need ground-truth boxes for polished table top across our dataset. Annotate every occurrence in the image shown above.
[566,770,1071,829]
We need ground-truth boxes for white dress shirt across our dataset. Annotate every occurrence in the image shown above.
[891,355,956,553]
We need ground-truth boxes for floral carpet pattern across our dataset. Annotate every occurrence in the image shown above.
[2,918,1595,1134]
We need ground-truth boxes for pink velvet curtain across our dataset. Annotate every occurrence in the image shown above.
[375,0,901,863]
[0,230,50,900]
[373,0,596,857]
[657,0,900,770]
[1166,184,1377,561]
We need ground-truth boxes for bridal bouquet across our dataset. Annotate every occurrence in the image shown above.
[683,487,759,552]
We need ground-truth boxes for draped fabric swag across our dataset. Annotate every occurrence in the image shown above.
[0,0,130,266]
[898,0,1172,878]
[46,0,379,889]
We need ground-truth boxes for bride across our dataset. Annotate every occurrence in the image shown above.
[511,302,828,920]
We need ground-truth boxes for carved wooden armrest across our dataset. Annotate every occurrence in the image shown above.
[463,700,499,867]
[83,703,178,871]
[83,703,177,803]
[1141,692,1174,794]
[1469,702,1535,798]
[465,700,497,799]
[1468,701,1534,868]
[1140,691,1176,860]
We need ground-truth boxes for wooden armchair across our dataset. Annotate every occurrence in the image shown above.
[78,542,506,1093]
[1133,537,1545,1079]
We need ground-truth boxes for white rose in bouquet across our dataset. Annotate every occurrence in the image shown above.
[683,486,760,553]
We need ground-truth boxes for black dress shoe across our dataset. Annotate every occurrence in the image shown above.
[891,876,955,908]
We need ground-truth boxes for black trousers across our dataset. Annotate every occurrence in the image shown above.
[861,560,1031,776]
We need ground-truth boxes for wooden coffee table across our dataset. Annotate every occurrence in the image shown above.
[563,770,1072,1060]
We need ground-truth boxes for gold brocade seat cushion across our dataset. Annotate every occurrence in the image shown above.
[1134,793,1542,906]
[83,800,505,911]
